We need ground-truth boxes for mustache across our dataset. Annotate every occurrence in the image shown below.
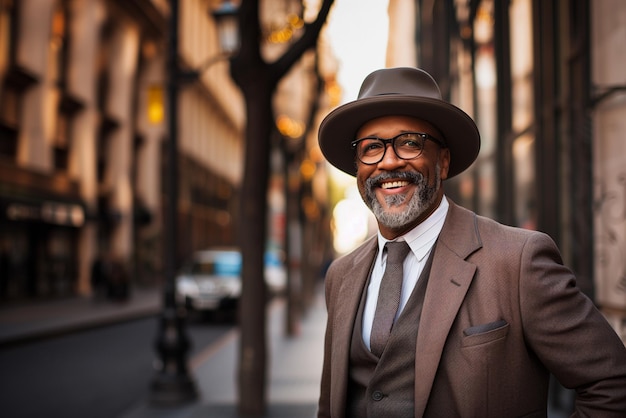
[365,171,424,190]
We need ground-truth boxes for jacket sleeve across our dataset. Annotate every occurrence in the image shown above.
[519,232,626,416]
[318,260,338,418]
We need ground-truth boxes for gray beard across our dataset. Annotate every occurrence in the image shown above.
[362,168,440,230]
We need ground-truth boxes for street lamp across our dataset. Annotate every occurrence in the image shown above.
[179,0,240,81]
[213,0,240,55]
[150,0,239,405]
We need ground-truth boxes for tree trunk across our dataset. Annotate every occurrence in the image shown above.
[237,79,274,416]
[229,1,335,415]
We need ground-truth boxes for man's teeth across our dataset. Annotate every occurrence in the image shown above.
[381,181,409,189]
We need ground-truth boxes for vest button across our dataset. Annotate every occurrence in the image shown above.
[372,390,384,401]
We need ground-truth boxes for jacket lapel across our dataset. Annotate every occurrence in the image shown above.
[414,199,482,416]
[331,237,378,417]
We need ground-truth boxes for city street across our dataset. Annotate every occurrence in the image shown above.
[0,315,234,418]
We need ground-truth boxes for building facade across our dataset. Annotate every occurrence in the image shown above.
[408,0,626,342]
[0,0,335,306]
[0,0,244,301]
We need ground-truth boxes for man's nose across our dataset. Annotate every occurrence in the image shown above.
[378,143,406,168]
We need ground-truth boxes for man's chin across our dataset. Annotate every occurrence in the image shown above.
[374,210,416,231]
[379,205,408,216]
[375,189,412,207]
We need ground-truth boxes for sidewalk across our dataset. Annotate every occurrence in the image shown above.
[0,284,327,418]
[122,289,327,418]
[0,286,162,346]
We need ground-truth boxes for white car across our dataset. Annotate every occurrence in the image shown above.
[175,248,286,313]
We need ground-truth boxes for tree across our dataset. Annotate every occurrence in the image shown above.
[228,0,335,415]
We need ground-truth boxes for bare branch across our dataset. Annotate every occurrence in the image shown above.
[269,0,335,85]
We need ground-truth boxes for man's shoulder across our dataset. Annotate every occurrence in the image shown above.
[329,235,377,270]
[448,200,537,235]
[446,200,555,255]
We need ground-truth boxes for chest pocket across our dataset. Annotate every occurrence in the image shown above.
[461,319,509,347]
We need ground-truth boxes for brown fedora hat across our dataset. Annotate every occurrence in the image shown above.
[318,67,480,178]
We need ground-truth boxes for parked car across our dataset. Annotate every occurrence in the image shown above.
[175,248,286,313]
[263,249,288,296]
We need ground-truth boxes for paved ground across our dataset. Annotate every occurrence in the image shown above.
[121,290,327,417]
[0,287,162,346]
[0,285,327,418]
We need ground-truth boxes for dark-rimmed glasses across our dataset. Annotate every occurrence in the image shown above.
[351,132,446,165]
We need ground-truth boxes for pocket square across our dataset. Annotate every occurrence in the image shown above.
[463,319,508,336]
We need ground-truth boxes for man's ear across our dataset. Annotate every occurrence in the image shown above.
[439,148,451,180]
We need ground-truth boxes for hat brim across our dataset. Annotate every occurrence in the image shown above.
[318,95,480,178]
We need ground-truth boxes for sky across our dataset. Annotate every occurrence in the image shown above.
[325,0,390,105]
[323,0,390,186]
[322,0,390,252]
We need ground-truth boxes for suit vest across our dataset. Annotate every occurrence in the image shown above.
[346,248,435,418]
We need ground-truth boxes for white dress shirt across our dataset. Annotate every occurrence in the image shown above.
[362,197,449,350]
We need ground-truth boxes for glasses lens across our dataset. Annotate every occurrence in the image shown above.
[355,138,385,164]
[394,133,425,159]
[354,133,428,164]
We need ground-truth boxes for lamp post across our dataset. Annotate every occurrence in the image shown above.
[150,0,239,405]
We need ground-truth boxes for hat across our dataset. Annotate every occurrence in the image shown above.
[318,67,480,178]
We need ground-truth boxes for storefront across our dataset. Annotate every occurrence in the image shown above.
[0,164,85,301]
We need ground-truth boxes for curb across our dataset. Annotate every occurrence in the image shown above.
[0,305,160,347]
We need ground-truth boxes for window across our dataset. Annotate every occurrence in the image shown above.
[50,1,72,171]
[0,0,18,159]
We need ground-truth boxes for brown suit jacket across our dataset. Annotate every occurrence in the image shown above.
[318,199,626,417]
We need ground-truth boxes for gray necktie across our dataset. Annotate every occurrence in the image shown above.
[370,240,411,357]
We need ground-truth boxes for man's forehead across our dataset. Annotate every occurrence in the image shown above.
[356,116,442,137]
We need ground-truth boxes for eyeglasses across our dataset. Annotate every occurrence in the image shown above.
[351,132,446,165]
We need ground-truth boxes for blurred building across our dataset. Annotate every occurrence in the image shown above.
[0,0,335,305]
[0,0,194,301]
[267,0,336,307]
[384,0,626,342]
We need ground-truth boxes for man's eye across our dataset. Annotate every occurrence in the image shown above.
[361,141,383,153]
[398,138,423,149]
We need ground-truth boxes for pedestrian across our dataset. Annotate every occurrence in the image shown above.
[0,242,9,299]
[316,67,626,417]
[108,256,130,302]
[90,251,110,302]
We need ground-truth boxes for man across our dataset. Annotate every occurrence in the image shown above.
[316,67,626,417]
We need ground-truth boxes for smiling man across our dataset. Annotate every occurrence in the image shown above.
[355,116,447,238]
[316,67,626,418]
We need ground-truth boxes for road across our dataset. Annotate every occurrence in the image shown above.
[0,315,234,418]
